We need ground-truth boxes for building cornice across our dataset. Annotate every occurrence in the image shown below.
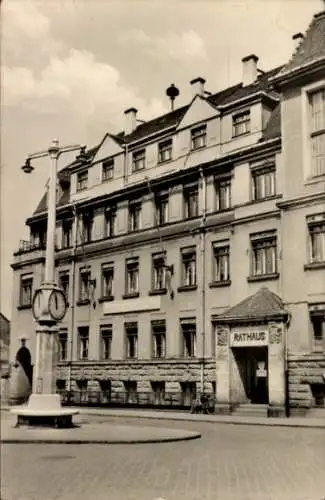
[26,136,281,226]
[277,191,325,210]
[270,58,325,89]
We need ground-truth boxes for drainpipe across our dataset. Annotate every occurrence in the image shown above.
[67,204,78,396]
[123,141,129,185]
[199,167,207,395]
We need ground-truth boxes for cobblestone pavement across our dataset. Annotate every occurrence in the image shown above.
[2,415,325,500]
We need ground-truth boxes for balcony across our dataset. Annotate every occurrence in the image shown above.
[12,240,46,269]
[14,239,46,255]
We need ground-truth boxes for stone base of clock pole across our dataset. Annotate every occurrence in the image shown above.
[11,324,79,428]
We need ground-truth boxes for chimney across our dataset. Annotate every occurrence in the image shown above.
[241,54,259,86]
[124,107,138,135]
[292,32,304,50]
[190,77,206,98]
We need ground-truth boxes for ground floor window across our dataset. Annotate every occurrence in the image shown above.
[310,311,325,352]
[76,379,88,403]
[151,381,165,405]
[180,381,196,406]
[124,381,137,404]
[99,380,111,403]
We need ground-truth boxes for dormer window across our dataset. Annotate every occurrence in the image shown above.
[191,125,206,150]
[76,170,88,191]
[132,149,145,172]
[232,110,250,137]
[102,159,114,182]
[158,139,172,163]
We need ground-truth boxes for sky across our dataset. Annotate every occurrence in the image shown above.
[1,0,323,319]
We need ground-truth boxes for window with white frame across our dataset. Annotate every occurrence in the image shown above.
[76,170,88,191]
[19,274,33,307]
[155,193,169,226]
[307,215,325,264]
[310,89,325,176]
[232,110,250,137]
[81,212,93,243]
[181,321,196,357]
[251,164,276,200]
[151,320,166,358]
[181,247,196,287]
[62,220,72,248]
[58,270,69,301]
[311,311,325,353]
[184,184,199,219]
[125,322,138,359]
[102,159,114,181]
[215,177,232,210]
[158,139,172,163]
[212,242,230,282]
[58,330,68,361]
[132,149,145,171]
[79,267,91,302]
[100,325,112,360]
[191,125,207,150]
[250,231,277,277]
[152,252,166,290]
[104,206,116,238]
[128,201,142,231]
[78,326,89,360]
[101,263,114,298]
[125,258,139,295]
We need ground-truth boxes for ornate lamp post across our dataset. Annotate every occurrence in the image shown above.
[13,140,84,426]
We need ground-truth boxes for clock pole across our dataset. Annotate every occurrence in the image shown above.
[12,140,84,427]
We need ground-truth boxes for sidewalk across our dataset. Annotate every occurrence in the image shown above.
[2,405,325,429]
[75,407,325,429]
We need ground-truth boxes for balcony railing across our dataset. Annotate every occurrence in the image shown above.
[14,240,46,255]
[57,389,201,410]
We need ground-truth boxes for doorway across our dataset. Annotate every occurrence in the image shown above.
[233,347,268,404]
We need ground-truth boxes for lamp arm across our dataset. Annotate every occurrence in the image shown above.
[27,150,49,160]
[58,145,85,157]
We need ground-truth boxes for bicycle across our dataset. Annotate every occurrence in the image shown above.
[190,394,216,415]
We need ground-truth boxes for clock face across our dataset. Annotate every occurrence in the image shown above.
[32,290,43,320]
[48,289,67,321]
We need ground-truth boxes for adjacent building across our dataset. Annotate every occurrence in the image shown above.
[10,9,325,416]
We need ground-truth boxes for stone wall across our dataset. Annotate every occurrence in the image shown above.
[57,358,216,398]
[288,353,325,413]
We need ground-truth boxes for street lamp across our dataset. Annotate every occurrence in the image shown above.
[12,139,84,426]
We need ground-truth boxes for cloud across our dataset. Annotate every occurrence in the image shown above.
[118,28,207,60]
[2,48,167,129]
[2,0,63,64]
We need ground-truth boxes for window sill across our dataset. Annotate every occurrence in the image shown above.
[177,285,197,292]
[247,273,279,283]
[98,296,114,303]
[249,194,278,204]
[232,131,250,139]
[149,288,167,296]
[209,280,231,288]
[304,262,325,271]
[123,292,140,299]
[17,304,32,310]
[158,158,173,165]
[76,299,90,306]
[190,145,206,152]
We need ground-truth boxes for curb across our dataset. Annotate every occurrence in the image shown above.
[78,410,325,429]
[1,433,201,445]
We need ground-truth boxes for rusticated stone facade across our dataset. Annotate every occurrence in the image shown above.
[288,354,325,414]
[57,358,216,397]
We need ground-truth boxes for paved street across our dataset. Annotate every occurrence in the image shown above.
[2,415,325,500]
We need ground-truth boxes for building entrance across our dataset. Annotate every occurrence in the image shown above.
[233,347,268,404]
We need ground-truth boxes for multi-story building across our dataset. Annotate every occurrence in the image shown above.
[10,8,325,416]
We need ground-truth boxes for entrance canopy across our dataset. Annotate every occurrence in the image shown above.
[213,287,288,325]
